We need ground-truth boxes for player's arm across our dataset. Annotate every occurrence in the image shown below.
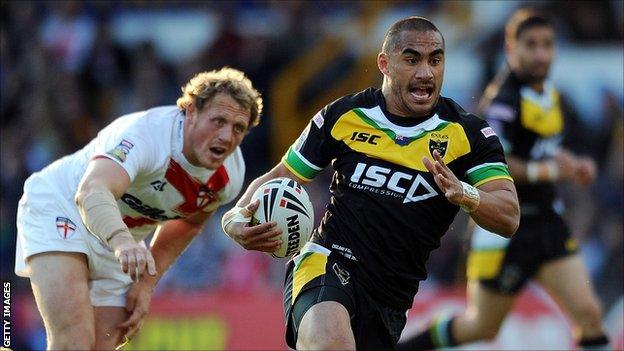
[469,179,519,237]
[117,210,212,341]
[505,151,595,186]
[238,162,308,208]
[221,162,306,251]
[147,210,213,287]
[75,157,157,279]
[424,150,520,237]
[223,103,336,250]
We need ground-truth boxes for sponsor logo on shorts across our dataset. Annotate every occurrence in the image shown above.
[55,217,76,239]
[106,139,134,163]
[332,262,350,286]
[331,244,357,261]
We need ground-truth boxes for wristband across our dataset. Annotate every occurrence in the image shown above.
[545,161,559,181]
[526,161,559,183]
[221,206,251,235]
[526,162,540,183]
[459,181,481,213]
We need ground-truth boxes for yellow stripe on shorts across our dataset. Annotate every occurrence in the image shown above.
[466,249,506,280]
[292,252,328,304]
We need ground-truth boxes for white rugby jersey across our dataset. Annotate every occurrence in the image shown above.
[40,105,245,240]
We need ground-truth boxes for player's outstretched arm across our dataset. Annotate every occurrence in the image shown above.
[75,157,157,280]
[423,150,520,237]
[147,211,213,286]
[222,162,307,251]
[117,211,213,342]
[505,149,596,186]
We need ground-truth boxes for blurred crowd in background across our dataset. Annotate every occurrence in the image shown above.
[1,1,622,348]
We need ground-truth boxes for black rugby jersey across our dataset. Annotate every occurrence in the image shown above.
[479,69,573,210]
[282,87,512,309]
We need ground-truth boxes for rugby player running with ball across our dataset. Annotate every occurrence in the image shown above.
[223,16,520,350]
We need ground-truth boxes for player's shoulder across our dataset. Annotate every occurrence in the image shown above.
[322,87,380,121]
[438,97,492,137]
[478,69,521,122]
[438,97,481,125]
[108,105,180,133]
[487,69,520,104]
[551,85,571,105]
[138,105,181,130]
[96,106,181,158]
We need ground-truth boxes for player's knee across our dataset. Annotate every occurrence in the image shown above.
[574,299,603,329]
[297,330,355,350]
[297,317,355,350]
[48,324,95,350]
[46,311,94,349]
[461,313,503,342]
[296,300,355,350]
[470,318,503,341]
[95,334,126,351]
[478,327,501,341]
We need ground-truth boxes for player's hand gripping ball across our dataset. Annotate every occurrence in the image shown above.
[251,177,314,258]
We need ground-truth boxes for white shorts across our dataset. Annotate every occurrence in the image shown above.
[15,172,134,307]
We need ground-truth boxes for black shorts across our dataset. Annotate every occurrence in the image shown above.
[283,244,407,350]
[467,210,579,294]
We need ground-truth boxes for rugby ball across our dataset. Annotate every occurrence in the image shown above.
[251,177,314,258]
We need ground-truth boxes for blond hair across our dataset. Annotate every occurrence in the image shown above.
[176,67,263,129]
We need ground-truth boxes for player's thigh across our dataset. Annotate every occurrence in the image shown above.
[28,252,94,338]
[297,300,355,349]
[94,306,129,350]
[536,254,602,323]
[285,243,357,349]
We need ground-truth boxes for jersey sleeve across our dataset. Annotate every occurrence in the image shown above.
[92,117,159,182]
[281,107,337,181]
[463,119,514,187]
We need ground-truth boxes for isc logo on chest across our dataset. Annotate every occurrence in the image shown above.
[349,162,438,203]
[349,131,381,145]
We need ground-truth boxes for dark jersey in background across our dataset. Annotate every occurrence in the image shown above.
[479,69,577,211]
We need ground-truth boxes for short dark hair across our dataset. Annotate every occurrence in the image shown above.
[382,16,444,53]
[505,8,553,44]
